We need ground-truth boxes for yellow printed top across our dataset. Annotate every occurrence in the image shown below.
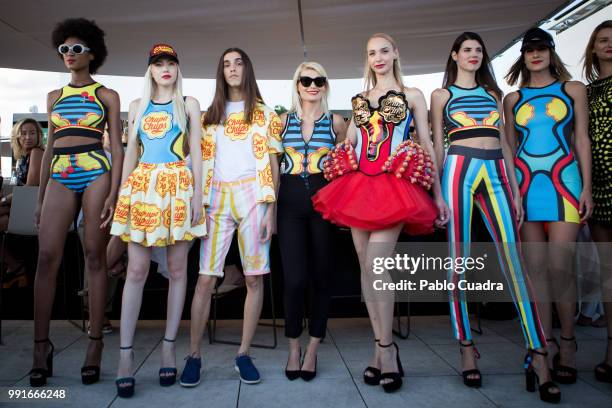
[200,103,283,206]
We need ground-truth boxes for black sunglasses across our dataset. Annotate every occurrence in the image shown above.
[299,76,327,88]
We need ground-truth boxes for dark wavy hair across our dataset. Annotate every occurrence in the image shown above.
[203,47,263,126]
[442,32,502,99]
[51,18,107,74]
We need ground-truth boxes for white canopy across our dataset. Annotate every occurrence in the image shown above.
[0,0,568,79]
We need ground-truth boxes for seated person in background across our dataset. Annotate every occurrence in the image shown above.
[1,118,44,288]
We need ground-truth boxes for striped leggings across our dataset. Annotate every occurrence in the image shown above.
[441,145,546,349]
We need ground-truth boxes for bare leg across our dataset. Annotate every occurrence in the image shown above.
[589,224,612,369]
[366,225,403,384]
[548,221,581,378]
[287,337,301,371]
[521,222,555,360]
[239,275,264,355]
[351,228,380,376]
[116,243,152,379]
[189,275,217,357]
[32,181,77,373]
[81,173,111,372]
[161,242,190,372]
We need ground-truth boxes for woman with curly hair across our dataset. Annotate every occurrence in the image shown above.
[30,18,124,387]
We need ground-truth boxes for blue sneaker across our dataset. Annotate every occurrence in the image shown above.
[234,354,261,384]
[179,355,202,387]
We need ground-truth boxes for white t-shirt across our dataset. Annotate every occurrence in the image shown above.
[213,100,257,182]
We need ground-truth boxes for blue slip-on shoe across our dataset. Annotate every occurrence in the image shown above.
[235,354,261,384]
[179,355,202,387]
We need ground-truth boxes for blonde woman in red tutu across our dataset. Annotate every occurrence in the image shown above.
[312,33,449,392]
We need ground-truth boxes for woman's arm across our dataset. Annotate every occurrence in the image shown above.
[496,92,522,224]
[186,96,203,226]
[332,113,348,144]
[407,87,449,226]
[25,147,44,186]
[430,88,449,174]
[99,88,124,227]
[34,90,60,228]
[121,100,142,186]
[565,81,593,221]
[502,92,519,154]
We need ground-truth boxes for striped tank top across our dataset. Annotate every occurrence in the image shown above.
[280,112,336,177]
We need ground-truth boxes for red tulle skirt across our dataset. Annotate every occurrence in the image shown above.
[312,171,437,235]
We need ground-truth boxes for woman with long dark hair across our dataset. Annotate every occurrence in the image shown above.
[313,33,448,393]
[583,20,612,383]
[431,31,558,403]
[504,27,593,387]
[181,47,282,387]
[30,18,124,387]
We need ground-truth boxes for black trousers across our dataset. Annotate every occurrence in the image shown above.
[277,174,333,338]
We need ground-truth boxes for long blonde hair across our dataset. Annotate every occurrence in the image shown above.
[363,33,405,90]
[132,64,188,147]
[290,61,330,118]
[11,118,44,158]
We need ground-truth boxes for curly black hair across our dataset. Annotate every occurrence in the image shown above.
[51,18,107,74]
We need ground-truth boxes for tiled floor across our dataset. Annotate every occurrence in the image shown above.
[0,316,610,407]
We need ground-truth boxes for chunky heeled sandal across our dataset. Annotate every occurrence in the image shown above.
[300,351,317,382]
[159,338,178,387]
[30,339,54,387]
[116,346,135,398]
[552,335,577,384]
[378,342,404,393]
[459,341,482,388]
[363,339,381,386]
[285,347,301,381]
[595,336,612,383]
[81,335,104,385]
[525,349,561,404]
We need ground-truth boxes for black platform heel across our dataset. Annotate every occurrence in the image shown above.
[378,342,404,393]
[363,339,381,386]
[285,347,301,381]
[525,349,561,404]
[116,346,135,398]
[30,339,54,387]
[81,335,104,385]
[552,335,577,384]
[595,336,612,383]
[459,341,482,388]
[159,338,178,387]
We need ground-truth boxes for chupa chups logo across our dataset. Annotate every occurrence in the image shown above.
[142,111,173,139]
[269,114,282,141]
[258,163,273,188]
[252,133,268,159]
[201,136,215,161]
[131,202,162,232]
[252,109,266,127]
[225,111,250,140]
[152,45,175,56]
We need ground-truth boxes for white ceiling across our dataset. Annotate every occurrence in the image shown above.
[0,0,569,79]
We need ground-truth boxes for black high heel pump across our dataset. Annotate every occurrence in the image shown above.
[81,335,104,385]
[459,341,482,388]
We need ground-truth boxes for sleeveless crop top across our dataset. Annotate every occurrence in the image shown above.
[50,82,107,140]
[443,85,500,141]
[138,99,187,163]
[351,90,412,176]
[280,112,336,177]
